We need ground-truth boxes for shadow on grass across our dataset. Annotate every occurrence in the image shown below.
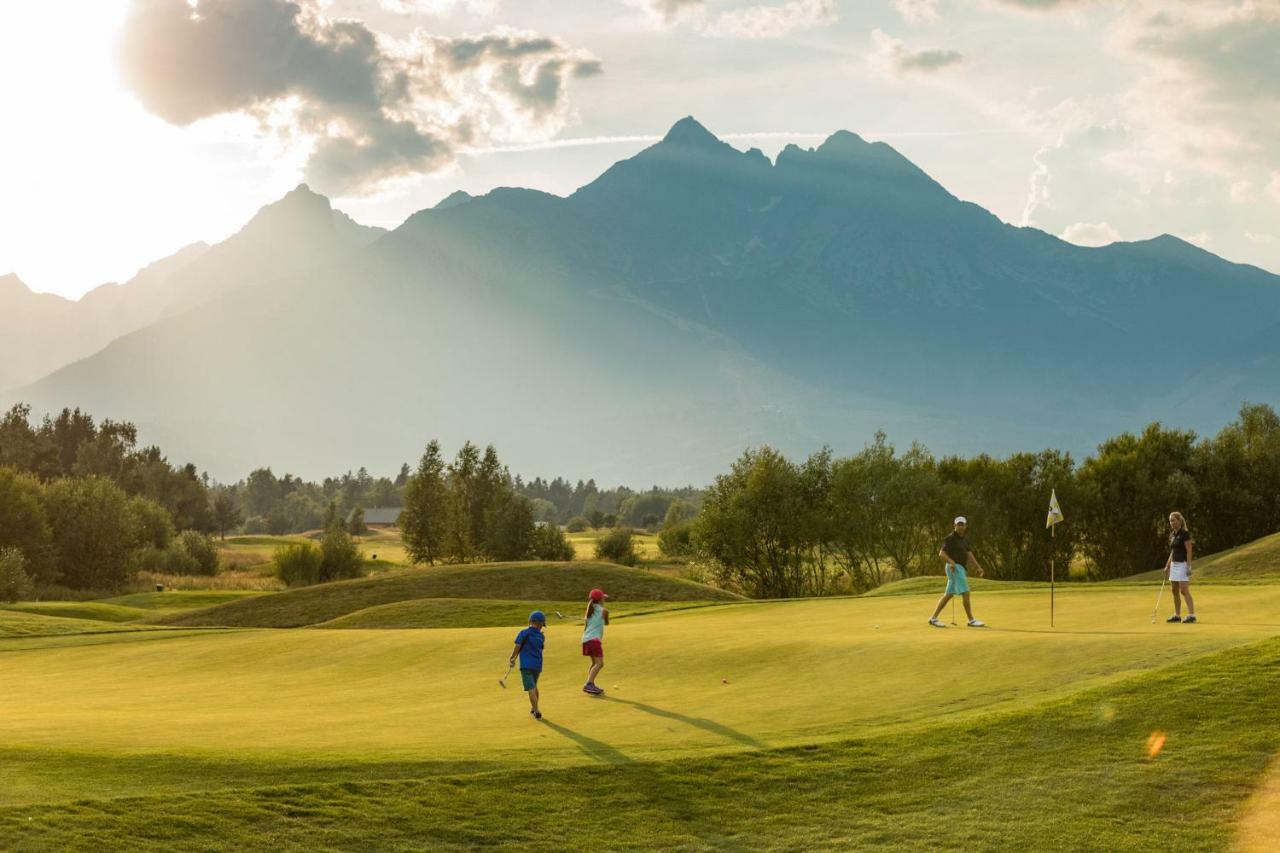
[602,697,764,748]
[541,721,634,764]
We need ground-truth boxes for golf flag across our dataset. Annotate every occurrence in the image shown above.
[1046,488,1064,529]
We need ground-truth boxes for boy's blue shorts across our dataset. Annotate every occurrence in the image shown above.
[520,669,541,691]
[945,565,970,595]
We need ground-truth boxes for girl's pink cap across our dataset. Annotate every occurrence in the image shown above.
[589,588,608,601]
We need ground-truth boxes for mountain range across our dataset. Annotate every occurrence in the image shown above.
[4,117,1278,483]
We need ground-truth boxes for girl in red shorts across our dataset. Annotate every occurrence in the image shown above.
[580,588,609,695]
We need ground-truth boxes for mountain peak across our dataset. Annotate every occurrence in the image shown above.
[435,190,474,210]
[660,116,721,148]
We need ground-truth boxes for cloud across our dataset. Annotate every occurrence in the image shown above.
[378,0,499,14]
[626,0,706,27]
[703,0,837,38]
[118,0,600,195]
[1061,221,1120,247]
[986,0,1091,10]
[1021,120,1129,227]
[869,29,964,74]
[1245,231,1276,245]
[894,0,940,24]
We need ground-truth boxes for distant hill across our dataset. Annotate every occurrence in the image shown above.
[0,187,383,393]
[6,118,1280,482]
[162,561,743,628]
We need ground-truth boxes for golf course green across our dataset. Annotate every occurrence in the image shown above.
[3,558,1279,850]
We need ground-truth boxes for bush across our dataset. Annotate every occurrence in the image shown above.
[131,545,199,576]
[129,495,175,551]
[243,516,268,535]
[0,547,34,602]
[531,523,575,561]
[566,516,589,533]
[319,525,364,582]
[595,527,638,566]
[275,542,323,587]
[658,520,694,557]
[176,530,220,576]
[348,506,367,536]
[43,476,139,591]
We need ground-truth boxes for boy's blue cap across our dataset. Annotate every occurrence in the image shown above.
[529,610,546,624]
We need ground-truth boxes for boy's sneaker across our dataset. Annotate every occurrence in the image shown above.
[583,683,604,695]
[1183,615,1197,624]
[967,619,986,627]
[928,617,946,628]
[1166,615,1182,623]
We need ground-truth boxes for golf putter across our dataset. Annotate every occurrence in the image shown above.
[946,565,957,625]
[554,610,568,620]
[499,662,513,688]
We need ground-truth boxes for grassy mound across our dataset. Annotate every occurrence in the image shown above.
[0,602,151,623]
[163,561,742,628]
[4,634,1277,850]
[0,610,157,638]
[314,598,726,629]
[1128,531,1280,582]
[101,590,269,614]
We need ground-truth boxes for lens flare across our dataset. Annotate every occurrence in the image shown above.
[1146,731,1167,759]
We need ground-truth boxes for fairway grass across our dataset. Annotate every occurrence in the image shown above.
[4,633,1278,850]
[164,561,740,628]
[315,598,726,629]
[4,583,1280,811]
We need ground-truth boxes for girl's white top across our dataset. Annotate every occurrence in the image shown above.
[582,604,606,643]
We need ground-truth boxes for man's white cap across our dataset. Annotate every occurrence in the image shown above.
[954,516,967,525]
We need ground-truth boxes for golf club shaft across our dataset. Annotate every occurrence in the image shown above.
[1151,576,1167,623]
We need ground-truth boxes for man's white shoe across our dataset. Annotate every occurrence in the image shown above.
[928,617,946,628]
[967,618,986,627]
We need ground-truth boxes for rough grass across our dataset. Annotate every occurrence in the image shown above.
[314,598,726,629]
[0,601,152,623]
[162,561,743,628]
[102,589,270,613]
[567,529,662,562]
[0,611,157,638]
[2,635,1276,851]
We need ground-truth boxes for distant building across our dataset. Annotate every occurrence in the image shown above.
[347,507,401,529]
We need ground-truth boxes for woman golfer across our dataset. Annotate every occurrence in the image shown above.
[1164,511,1196,623]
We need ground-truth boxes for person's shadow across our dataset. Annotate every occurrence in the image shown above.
[602,696,764,748]
[541,720,634,764]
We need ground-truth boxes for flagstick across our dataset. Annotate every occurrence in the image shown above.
[1050,522,1055,628]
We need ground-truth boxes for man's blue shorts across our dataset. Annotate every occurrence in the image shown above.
[945,564,970,595]
[520,668,541,691]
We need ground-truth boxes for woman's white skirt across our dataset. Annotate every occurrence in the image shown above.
[1169,561,1190,582]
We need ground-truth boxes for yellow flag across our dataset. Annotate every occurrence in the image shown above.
[1046,488,1064,528]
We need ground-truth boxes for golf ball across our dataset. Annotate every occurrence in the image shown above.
[722,678,729,684]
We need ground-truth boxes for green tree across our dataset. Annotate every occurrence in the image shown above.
[0,467,55,584]
[483,492,536,561]
[211,491,243,539]
[1077,423,1199,579]
[531,522,575,561]
[402,440,448,565]
[129,495,176,551]
[243,468,282,520]
[595,526,638,567]
[176,530,220,576]
[587,509,605,530]
[44,477,141,590]
[319,522,364,582]
[443,442,483,562]
[0,547,34,602]
[349,506,367,536]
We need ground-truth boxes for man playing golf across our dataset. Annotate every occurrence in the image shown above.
[510,610,547,719]
[929,516,987,628]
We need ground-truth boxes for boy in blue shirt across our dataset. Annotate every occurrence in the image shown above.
[510,611,546,720]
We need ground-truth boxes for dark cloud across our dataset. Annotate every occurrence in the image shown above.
[117,0,601,194]
[897,46,964,71]
[870,29,964,75]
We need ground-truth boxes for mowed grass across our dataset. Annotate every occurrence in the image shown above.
[315,598,726,629]
[3,632,1278,850]
[0,610,158,638]
[163,562,741,628]
[3,582,1280,811]
[0,601,152,623]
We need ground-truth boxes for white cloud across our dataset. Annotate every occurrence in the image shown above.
[869,29,964,75]
[379,0,499,14]
[1269,173,1280,204]
[894,0,940,24]
[704,0,837,38]
[1245,231,1276,244]
[117,0,601,195]
[625,0,706,27]
[1061,221,1120,246]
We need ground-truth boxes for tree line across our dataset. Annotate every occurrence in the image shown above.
[688,404,1280,598]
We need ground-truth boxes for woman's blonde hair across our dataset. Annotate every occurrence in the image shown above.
[1169,511,1189,533]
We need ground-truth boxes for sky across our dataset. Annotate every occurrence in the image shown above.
[1,0,1277,299]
